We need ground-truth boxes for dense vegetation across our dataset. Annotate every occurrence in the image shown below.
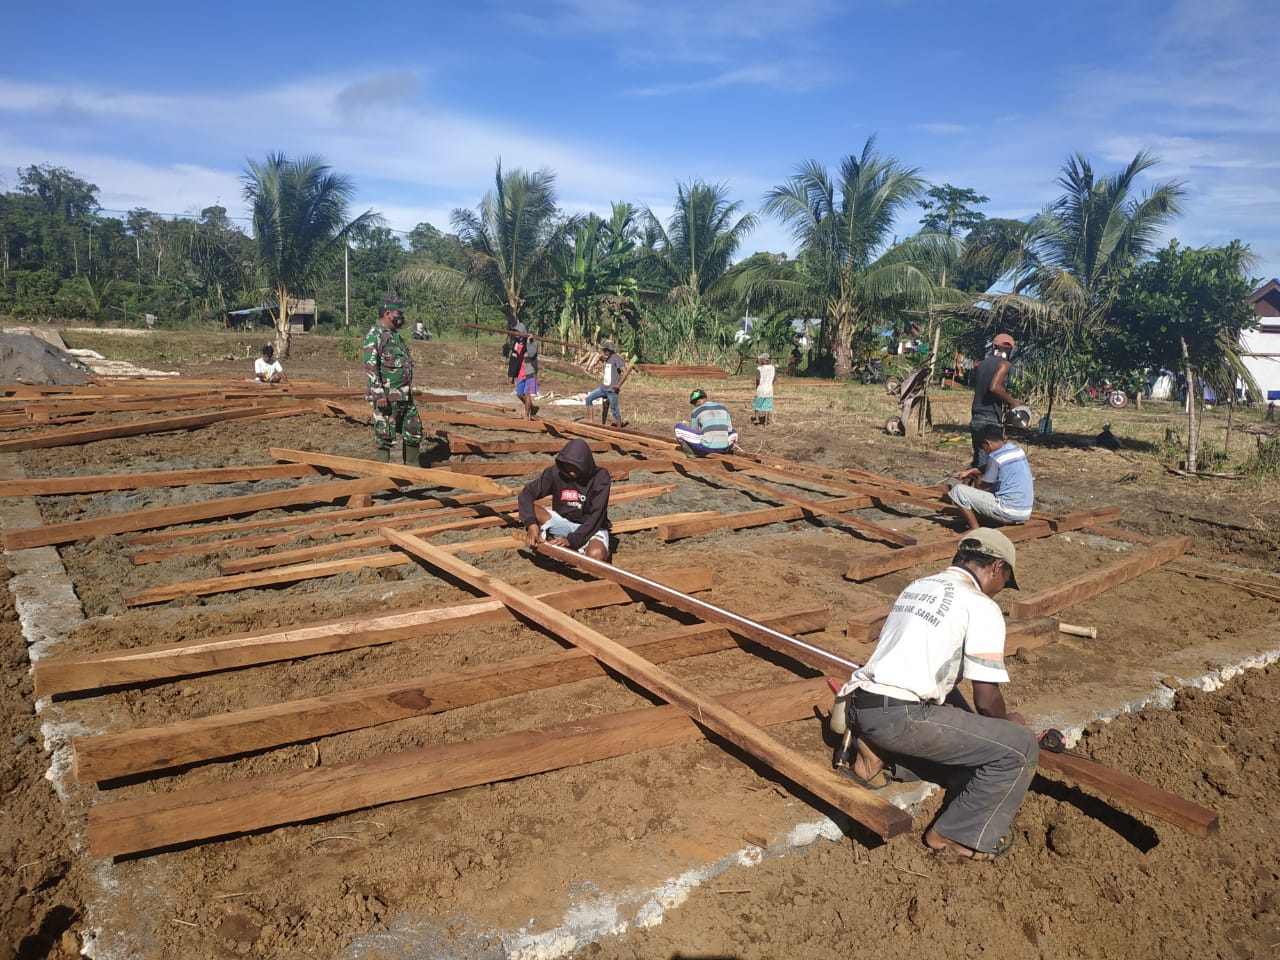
[0,150,1264,409]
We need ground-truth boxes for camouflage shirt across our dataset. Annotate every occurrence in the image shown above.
[363,322,415,402]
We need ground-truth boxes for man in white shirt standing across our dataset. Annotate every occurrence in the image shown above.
[838,528,1038,861]
[253,344,287,383]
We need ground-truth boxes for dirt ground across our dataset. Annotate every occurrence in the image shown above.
[3,335,1280,960]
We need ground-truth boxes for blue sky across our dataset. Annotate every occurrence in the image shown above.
[3,0,1277,285]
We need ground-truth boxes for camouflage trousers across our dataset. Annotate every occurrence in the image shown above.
[372,399,424,449]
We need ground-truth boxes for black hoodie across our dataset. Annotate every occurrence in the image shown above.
[517,438,611,550]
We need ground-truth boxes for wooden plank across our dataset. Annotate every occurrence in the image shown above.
[1008,536,1192,620]
[121,508,702,606]
[659,495,872,540]
[268,447,510,496]
[0,405,303,452]
[73,606,827,782]
[122,489,504,546]
[1047,506,1124,532]
[671,460,916,547]
[213,481,673,575]
[129,482,672,564]
[87,677,832,858]
[1038,750,1218,837]
[449,438,614,455]
[0,463,319,497]
[381,530,911,840]
[533,543,859,678]
[844,520,1055,583]
[2,476,396,551]
[37,567,713,695]
[418,412,544,432]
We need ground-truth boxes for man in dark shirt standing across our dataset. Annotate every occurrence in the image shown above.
[969,333,1024,470]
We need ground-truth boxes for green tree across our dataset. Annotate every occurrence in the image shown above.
[242,153,380,356]
[918,184,989,237]
[757,137,932,378]
[399,163,570,333]
[1112,240,1258,469]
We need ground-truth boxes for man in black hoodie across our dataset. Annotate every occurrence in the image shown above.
[518,438,612,561]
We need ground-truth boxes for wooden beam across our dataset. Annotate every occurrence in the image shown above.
[419,412,544,432]
[37,567,714,695]
[671,460,916,547]
[658,495,872,540]
[533,543,859,678]
[122,489,504,546]
[121,508,702,606]
[1047,506,1124,532]
[2,476,396,551]
[844,520,1055,583]
[268,447,510,496]
[73,606,828,782]
[213,480,672,575]
[1038,750,1218,837]
[449,438,614,455]
[0,463,319,497]
[380,530,911,839]
[1008,536,1192,620]
[0,405,305,452]
[88,677,835,858]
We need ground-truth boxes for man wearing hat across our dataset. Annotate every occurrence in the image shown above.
[363,300,423,464]
[969,333,1025,470]
[835,528,1038,861]
[675,388,738,455]
[585,341,629,427]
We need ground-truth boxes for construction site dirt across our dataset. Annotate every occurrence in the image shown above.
[3,334,1279,960]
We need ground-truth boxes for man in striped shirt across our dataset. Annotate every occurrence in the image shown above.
[675,388,738,455]
[946,424,1034,531]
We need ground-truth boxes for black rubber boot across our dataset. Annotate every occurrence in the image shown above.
[372,447,391,463]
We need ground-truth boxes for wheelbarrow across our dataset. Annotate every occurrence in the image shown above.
[884,366,932,436]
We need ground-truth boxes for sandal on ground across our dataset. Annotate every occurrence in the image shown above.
[835,765,892,790]
[929,833,1014,862]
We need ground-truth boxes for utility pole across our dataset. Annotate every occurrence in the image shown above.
[344,242,350,332]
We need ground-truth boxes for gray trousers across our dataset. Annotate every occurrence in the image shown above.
[853,700,1038,854]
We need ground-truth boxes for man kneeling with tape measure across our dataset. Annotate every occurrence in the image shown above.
[833,528,1039,861]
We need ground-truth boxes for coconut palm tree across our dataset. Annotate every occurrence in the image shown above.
[941,150,1185,417]
[756,137,933,378]
[638,181,756,362]
[399,163,571,332]
[242,153,379,356]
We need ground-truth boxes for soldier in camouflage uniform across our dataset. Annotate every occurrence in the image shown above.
[363,301,423,463]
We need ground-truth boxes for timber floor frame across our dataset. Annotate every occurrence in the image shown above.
[2,375,1201,859]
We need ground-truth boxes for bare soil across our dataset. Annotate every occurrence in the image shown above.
[3,336,1279,960]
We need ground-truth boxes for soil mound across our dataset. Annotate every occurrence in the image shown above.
[0,332,93,385]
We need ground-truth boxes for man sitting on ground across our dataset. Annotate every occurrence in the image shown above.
[837,528,1038,861]
[518,438,613,562]
[675,388,738,455]
[945,423,1034,530]
[253,344,287,383]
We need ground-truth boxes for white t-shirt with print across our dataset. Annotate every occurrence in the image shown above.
[255,357,284,380]
[842,566,1009,703]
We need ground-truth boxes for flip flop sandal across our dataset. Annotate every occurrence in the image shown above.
[836,766,892,791]
[931,834,1015,862]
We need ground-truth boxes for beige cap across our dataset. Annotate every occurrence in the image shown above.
[957,528,1020,589]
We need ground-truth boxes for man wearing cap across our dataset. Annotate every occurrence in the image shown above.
[946,423,1034,530]
[675,388,738,455]
[585,341,629,427]
[363,300,423,464]
[969,333,1025,470]
[836,528,1038,861]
